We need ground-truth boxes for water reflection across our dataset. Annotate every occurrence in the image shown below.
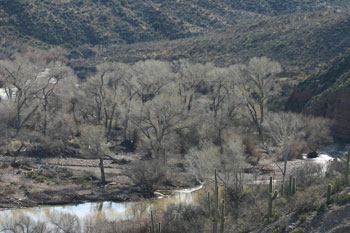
[0,185,204,223]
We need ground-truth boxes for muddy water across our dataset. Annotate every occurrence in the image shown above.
[0,186,205,223]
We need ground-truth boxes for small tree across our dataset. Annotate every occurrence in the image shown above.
[303,115,333,153]
[219,136,246,218]
[264,112,305,184]
[81,125,108,185]
[129,160,165,198]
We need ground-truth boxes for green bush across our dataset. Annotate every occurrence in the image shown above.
[317,203,327,212]
[290,227,305,233]
[331,193,350,205]
[298,213,307,223]
[271,221,288,233]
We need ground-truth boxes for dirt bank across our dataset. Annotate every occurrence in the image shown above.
[0,151,333,210]
[0,154,197,210]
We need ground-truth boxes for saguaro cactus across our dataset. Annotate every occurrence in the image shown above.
[327,184,332,204]
[268,176,278,218]
[281,183,285,196]
[292,177,296,195]
[149,211,162,233]
[288,175,296,195]
[208,169,225,233]
[346,148,350,185]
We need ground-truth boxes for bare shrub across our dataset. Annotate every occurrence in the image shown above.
[161,204,207,233]
[242,135,262,159]
[291,162,323,188]
[128,160,165,198]
[84,215,149,233]
[0,215,49,233]
[48,211,81,233]
[295,186,321,214]
[326,159,346,178]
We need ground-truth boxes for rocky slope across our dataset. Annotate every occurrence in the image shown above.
[287,50,350,141]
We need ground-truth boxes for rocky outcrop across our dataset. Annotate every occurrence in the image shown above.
[308,88,350,141]
[287,50,350,141]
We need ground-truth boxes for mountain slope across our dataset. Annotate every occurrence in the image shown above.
[97,10,350,73]
[0,0,346,47]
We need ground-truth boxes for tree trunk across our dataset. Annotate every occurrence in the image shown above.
[43,103,48,136]
[99,158,106,185]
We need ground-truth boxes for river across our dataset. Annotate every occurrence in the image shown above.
[0,143,348,224]
[0,186,204,224]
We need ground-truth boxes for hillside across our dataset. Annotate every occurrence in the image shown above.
[287,50,350,140]
[65,10,350,77]
[0,0,348,47]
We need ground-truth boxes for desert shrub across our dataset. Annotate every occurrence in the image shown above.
[330,193,350,206]
[298,213,308,223]
[330,174,347,193]
[326,159,346,177]
[292,162,323,188]
[290,227,305,233]
[162,204,207,233]
[317,203,327,212]
[295,186,320,214]
[128,160,165,197]
[270,220,288,233]
[242,134,262,160]
[236,200,266,232]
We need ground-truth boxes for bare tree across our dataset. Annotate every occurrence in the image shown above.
[80,125,108,185]
[303,115,333,153]
[85,62,133,137]
[176,60,214,112]
[0,54,44,133]
[131,60,174,105]
[207,67,242,152]
[263,112,306,184]
[236,57,282,140]
[128,160,165,198]
[185,141,221,187]
[218,137,246,218]
[35,61,73,136]
[133,94,190,163]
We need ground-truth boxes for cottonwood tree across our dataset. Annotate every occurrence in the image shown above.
[80,125,108,185]
[131,60,174,107]
[85,62,133,136]
[207,67,242,152]
[0,53,46,133]
[176,59,214,112]
[236,57,282,141]
[0,101,15,143]
[133,94,190,163]
[35,61,73,136]
[263,112,306,184]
